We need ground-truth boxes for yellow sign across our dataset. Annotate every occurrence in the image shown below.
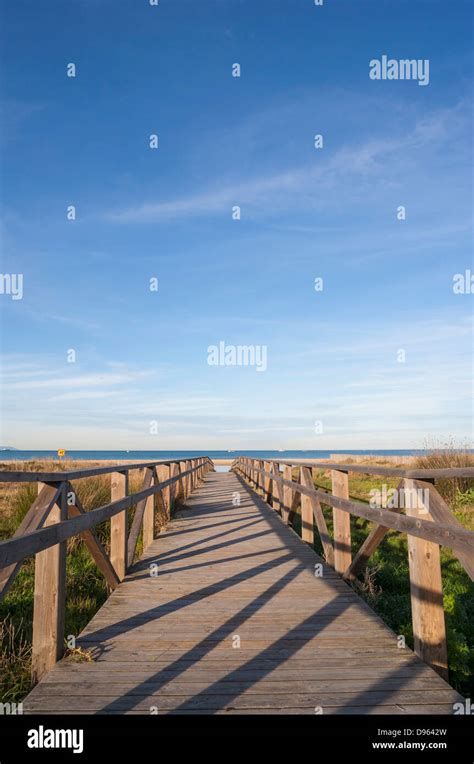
[57,449,66,458]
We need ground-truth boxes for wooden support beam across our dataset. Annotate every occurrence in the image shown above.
[156,464,171,521]
[0,483,63,601]
[142,472,155,553]
[182,461,189,499]
[264,461,272,504]
[110,471,128,580]
[66,487,119,590]
[282,465,293,524]
[343,480,405,581]
[288,485,301,526]
[299,467,314,545]
[31,482,66,683]
[175,462,184,500]
[404,478,448,681]
[300,467,334,566]
[252,459,259,491]
[187,460,193,495]
[412,479,474,581]
[271,463,283,513]
[127,467,154,566]
[254,460,260,495]
[331,469,351,574]
[169,462,178,509]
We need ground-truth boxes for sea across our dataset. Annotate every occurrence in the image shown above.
[0,449,428,462]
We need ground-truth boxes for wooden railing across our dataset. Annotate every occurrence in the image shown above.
[0,456,214,682]
[232,456,474,681]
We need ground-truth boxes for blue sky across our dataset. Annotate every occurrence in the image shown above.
[0,0,472,450]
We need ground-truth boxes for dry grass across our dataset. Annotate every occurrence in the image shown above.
[0,616,32,702]
[413,440,474,507]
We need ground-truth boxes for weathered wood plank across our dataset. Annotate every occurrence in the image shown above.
[110,472,128,580]
[404,478,448,682]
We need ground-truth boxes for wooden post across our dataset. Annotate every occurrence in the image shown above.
[271,464,282,512]
[258,460,265,497]
[300,467,314,545]
[174,462,181,500]
[142,483,155,552]
[302,467,334,565]
[186,460,192,496]
[110,471,128,580]
[404,478,448,680]
[331,469,351,574]
[169,462,178,509]
[264,461,272,503]
[250,459,256,488]
[31,482,67,683]
[283,465,293,524]
[66,487,120,590]
[157,464,171,520]
[177,461,184,499]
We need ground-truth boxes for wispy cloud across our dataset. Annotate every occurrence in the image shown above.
[4,368,155,391]
[102,101,469,224]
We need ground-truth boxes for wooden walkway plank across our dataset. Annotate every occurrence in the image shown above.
[23,471,462,715]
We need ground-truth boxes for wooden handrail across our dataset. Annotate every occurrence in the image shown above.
[0,459,213,568]
[233,455,474,682]
[0,456,212,483]
[234,458,474,480]
[0,456,214,682]
[233,460,473,557]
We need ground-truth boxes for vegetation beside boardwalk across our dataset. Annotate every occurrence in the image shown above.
[1,448,473,703]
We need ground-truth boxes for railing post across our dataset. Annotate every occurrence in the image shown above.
[300,467,314,544]
[270,463,280,511]
[331,469,351,574]
[157,464,171,521]
[142,470,155,551]
[283,465,293,524]
[186,459,192,495]
[404,478,448,680]
[252,460,258,492]
[31,481,67,683]
[110,471,128,580]
[263,461,272,503]
[169,462,178,508]
[258,460,265,496]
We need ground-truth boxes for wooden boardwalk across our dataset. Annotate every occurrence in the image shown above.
[24,471,461,715]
